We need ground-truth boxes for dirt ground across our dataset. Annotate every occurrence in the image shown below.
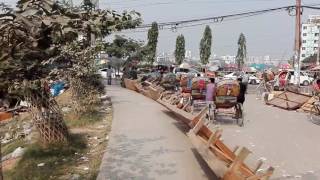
[213,88,320,180]
[2,91,113,180]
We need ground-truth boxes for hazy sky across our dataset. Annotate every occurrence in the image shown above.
[3,0,320,59]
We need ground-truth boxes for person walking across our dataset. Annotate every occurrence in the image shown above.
[107,65,113,85]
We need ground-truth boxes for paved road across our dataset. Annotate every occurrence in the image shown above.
[217,93,320,180]
[97,85,217,180]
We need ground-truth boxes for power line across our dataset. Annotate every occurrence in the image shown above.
[136,5,295,29]
[133,4,320,30]
[105,0,288,6]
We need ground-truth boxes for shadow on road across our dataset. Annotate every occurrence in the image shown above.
[161,110,219,180]
[191,148,220,180]
[162,110,191,134]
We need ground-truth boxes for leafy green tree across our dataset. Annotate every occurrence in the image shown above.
[146,22,159,65]
[83,0,94,10]
[175,34,186,65]
[236,33,247,71]
[302,54,317,64]
[104,35,144,74]
[105,35,144,59]
[0,0,141,143]
[200,25,212,65]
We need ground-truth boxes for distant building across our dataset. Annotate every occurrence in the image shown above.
[156,52,174,66]
[220,55,236,64]
[185,50,192,59]
[301,15,320,60]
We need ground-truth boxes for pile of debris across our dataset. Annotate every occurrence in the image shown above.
[123,77,275,180]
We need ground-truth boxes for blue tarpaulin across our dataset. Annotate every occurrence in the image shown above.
[51,81,65,97]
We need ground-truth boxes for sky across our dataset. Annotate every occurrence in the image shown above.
[3,0,320,60]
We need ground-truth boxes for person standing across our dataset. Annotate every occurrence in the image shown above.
[107,65,113,85]
[206,78,216,102]
[242,72,249,93]
[206,78,216,122]
[237,77,247,104]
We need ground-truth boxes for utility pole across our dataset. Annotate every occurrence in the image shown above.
[317,21,320,65]
[317,38,320,66]
[294,0,302,85]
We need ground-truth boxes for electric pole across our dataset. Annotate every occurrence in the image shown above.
[294,0,302,85]
[317,21,320,65]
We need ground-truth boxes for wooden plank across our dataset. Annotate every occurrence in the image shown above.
[253,160,264,174]
[157,99,196,124]
[156,91,274,179]
[188,131,229,178]
[206,130,222,148]
[192,117,205,134]
[246,167,275,180]
[189,106,208,128]
[300,96,317,112]
[267,91,312,110]
[195,133,256,179]
[182,99,191,111]
[198,132,254,176]
[124,78,138,91]
[229,147,251,172]
[223,147,252,180]
[233,146,240,153]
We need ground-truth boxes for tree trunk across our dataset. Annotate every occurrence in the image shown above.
[28,92,69,144]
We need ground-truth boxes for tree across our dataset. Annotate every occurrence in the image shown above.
[236,33,247,71]
[83,0,94,10]
[105,35,144,59]
[104,35,144,74]
[175,34,186,65]
[200,25,212,65]
[146,22,159,65]
[0,0,141,143]
[302,54,317,64]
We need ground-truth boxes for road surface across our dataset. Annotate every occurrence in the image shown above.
[216,88,320,180]
[97,85,217,180]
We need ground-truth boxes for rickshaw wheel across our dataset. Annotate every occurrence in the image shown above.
[235,103,244,127]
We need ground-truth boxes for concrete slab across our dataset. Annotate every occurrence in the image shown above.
[97,85,217,180]
[221,94,320,179]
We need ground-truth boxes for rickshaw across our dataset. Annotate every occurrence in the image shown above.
[273,70,290,91]
[256,70,275,99]
[309,79,320,125]
[210,80,244,127]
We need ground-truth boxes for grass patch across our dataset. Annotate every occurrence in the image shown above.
[64,108,105,128]
[87,141,107,180]
[2,139,27,157]
[4,134,87,180]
